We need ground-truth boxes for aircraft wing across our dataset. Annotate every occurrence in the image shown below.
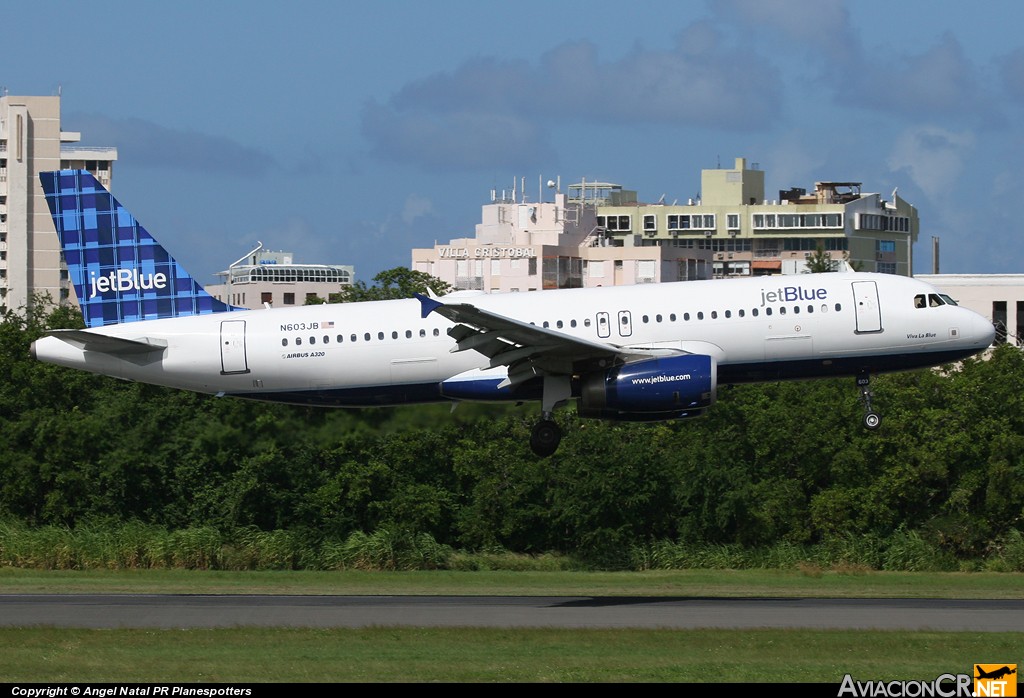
[415,293,675,387]
[43,329,168,355]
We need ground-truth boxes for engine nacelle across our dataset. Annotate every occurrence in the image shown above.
[578,354,716,420]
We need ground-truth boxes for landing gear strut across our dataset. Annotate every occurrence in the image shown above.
[530,415,562,458]
[857,372,882,430]
[529,375,571,457]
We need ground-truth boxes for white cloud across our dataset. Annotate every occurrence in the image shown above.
[67,113,276,176]
[402,194,435,225]
[361,27,783,171]
[886,126,975,200]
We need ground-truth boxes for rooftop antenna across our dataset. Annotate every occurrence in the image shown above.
[230,241,264,269]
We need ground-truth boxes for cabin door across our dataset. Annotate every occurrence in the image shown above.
[220,320,250,374]
[851,281,883,333]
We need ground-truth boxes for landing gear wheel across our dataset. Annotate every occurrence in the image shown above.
[530,419,562,458]
[863,412,881,430]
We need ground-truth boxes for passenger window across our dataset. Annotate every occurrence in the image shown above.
[364,333,371,341]
[684,313,691,321]
[556,320,563,329]
[584,318,591,327]
[642,315,649,323]
[752,308,759,317]
[835,303,842,312]
[766,308,773,316]
[281,338,288,347]
[793,306,800,315]
[337,335,344,343]
[377,332,384,340]
[711,311,718,319]
[724,310,731,319]
[807,305,813,314]
[406,330,412,338]
[670,313,676,321]
[739,309,745,318]
[351,334,357,342]
[433,328,440,336]
[323,335,329,343]
[392,331,398,339]
[570,319,577,328]
[296,338,303,345]
[697,312,704,320]
[779,307,786,316]
[309,337,316,345]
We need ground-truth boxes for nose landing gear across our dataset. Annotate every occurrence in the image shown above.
[857,372,882,430]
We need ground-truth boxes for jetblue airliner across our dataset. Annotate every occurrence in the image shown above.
[32,170,995,456]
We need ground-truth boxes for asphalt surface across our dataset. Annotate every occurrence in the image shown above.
[1,595,1023,631]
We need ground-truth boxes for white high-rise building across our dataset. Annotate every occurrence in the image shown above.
[0,94,117,313]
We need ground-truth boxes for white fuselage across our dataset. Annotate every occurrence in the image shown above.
[32,273,995,407]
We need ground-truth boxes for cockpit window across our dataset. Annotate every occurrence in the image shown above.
[916,293,950,308]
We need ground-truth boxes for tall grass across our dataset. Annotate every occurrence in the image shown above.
[1,519,1022,572]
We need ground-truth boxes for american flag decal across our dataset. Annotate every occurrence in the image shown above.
[323,321,334,328]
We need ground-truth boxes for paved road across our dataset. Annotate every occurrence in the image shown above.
[2,595,1023,631]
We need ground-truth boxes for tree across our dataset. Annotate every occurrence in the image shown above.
[804,245,837,273]
[314,267,454,304]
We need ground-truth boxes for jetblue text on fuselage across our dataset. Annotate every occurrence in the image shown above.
[760,286,828,307]
[88,269,168,299]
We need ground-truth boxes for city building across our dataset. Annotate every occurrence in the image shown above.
[206,243,354,309]
[411,178,712,292]
[0,94,117,312]
[917,274,1024,347]
[412,159,919,291]
[598,157,919,279]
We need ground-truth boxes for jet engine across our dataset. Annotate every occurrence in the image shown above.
[577,354,716,421]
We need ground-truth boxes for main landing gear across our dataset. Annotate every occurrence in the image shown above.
[530,415,562,458]
[529,375,571,458]
[857,371,882,430]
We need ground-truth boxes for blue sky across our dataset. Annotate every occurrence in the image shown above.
[7,0,1024,283]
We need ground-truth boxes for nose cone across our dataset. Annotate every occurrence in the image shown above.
[968,310,996,348]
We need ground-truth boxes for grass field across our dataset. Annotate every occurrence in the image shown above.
[1,567,1022,683]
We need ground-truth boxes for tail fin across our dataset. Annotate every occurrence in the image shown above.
[39,170,242,328]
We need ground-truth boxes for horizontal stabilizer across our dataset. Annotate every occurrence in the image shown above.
[45,329,168,355]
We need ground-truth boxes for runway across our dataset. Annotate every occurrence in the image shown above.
[2,595,1023,631]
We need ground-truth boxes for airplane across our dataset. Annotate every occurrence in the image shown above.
[32,170,995,457]
[975,666,1017,681]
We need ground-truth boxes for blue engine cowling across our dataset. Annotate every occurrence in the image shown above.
[577,354,716,420]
